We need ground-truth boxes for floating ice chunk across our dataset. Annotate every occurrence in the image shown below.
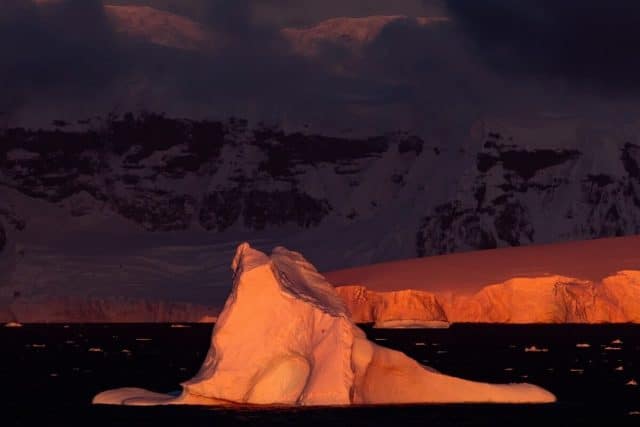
[626,379,638,387]
[629,411,640,416]
[28,344,46,349]
[575,343,591,348]
[121,349,132,354]
[524,346,549,353]
[373,320,450,329]
[504,368,514,372]
[569,368,584,374]
[611,339,623,345]
[415,342,426,346]
[604,346,622,351]
[94,243,557,406]
[88,347,103,353]
[4,321,22,328]
[615,366,624,372]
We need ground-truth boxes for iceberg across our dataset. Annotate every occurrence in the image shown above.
[94,243,555,406]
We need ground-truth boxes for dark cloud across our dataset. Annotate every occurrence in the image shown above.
[5,0,634,135]
[3,0,457,133]
[0,1,120,114]
[445,0,640,95]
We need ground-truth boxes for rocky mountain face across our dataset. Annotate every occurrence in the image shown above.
[0,113,423,234]
[416,128,640,256]
[2,113,640,307]
[2,114,640,259]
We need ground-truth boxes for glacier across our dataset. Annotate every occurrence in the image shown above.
[93,243,555,406]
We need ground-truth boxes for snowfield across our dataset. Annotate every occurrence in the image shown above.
[93,243,556,406]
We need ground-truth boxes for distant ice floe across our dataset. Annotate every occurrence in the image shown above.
[575,343,591,348]
[373,320,450,329]
[611,339,623,345]
[88,347,103,353]
[626,379,638,387]
[4,321,22,328]
[28,343,46,349]
[629,411,640,416]
[604,346,623,351]
[415,342,426,346]
[93,243,556,406]
[615,366,624,372]
[524,346,549,353]
[569,368,584,374]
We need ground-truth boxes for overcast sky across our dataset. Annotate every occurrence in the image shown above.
[3,0,640,136]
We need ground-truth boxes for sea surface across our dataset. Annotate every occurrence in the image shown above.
[3,324,639,426]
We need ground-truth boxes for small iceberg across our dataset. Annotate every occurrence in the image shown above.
[88,347,103,353]
[611,339,623,345]
[626,379,638,387]
[575,343,591,348]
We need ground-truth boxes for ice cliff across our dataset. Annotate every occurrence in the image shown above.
[336,271,640,325]
[335,286,449,328]
[93,243,555,406]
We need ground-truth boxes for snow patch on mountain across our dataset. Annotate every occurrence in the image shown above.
[282,15,449,56]
[112,4,211,50]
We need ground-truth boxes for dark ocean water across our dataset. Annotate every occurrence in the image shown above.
[2,324,639,426]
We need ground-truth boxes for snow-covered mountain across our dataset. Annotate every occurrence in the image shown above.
[1,113,640,307]
[281,15,449,56]
[104,4,212,51]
